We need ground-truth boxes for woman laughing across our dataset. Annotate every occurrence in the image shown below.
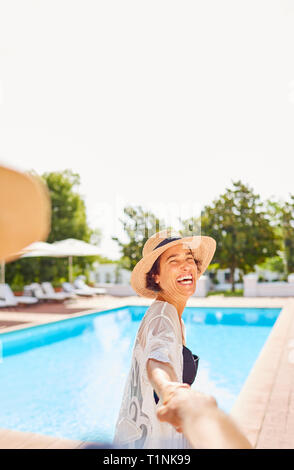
[113,229,216,449]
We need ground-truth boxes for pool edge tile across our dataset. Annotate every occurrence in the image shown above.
[0,427,84,449]
[230,298,294,448]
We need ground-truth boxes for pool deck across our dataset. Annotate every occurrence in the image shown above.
[0,294,293,449]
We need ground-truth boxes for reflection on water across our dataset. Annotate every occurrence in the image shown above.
[130,305,280,327]
[192,360,236,412]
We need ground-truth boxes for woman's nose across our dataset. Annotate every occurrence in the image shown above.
[179,260,191,270]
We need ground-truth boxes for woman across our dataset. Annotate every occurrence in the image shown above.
[113,229,216,449]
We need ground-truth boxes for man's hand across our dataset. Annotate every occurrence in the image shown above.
[161,382,191,406]
[157,387,217,433]
[156,387,252,449]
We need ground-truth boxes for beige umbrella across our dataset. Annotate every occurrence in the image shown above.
[19,239,101,283]
[20,241,71,282]
[20,241,62,256]
[52,239,101,283]
[1,242,59,284]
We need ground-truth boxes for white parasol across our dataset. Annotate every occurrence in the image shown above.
[19,239,101,283]
[52,238,101,283]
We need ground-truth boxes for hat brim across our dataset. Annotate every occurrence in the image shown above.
[130,235,216,299]
[0,165,51,262]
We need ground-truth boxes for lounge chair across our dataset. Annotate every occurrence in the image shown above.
[62,282,93,297]
[41,282,73,300]
[0,297,18,308]
[0,284,18,307]
[27,283,66,302]
[73,279,106,295]
[0,283,38,305]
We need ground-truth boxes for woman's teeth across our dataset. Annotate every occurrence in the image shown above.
[177,276,193,284]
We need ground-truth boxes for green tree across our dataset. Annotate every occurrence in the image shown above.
[112,206,166,271]
[44,169,92,243]
[263,198,288,277]
[266,196,294,276]
[181,180,281,291]
[281,197,294,275]
[6,169,98,288]
[257,256,285,276]
[264,196,294,276]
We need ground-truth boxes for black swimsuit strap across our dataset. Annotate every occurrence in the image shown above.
[153,345,199,405]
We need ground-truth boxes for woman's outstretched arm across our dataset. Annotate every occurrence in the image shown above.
[146,358,190,407]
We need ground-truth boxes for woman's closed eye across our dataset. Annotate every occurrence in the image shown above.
[169,257,194,264]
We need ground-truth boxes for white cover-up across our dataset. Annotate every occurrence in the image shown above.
[113,299,193,449]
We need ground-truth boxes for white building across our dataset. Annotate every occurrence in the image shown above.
[91,263,131,285]
[206,265,284,291]
[244,272,294,297]
[207,267,243,291]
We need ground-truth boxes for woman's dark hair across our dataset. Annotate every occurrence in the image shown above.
[146,256,162,292]
[145,249,202,292]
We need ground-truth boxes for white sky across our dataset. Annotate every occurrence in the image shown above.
[1,1,294,260]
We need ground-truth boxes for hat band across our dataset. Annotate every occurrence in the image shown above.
[153,237,182,251]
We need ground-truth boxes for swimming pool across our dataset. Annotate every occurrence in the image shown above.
[0,304,281,444]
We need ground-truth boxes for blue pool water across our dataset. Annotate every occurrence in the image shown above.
[0,305,280,443]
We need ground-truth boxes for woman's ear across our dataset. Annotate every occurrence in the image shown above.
[154,274,160,285]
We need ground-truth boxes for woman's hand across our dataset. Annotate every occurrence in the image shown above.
[146,357,190,431]
[160,382,191,432]
[157,387,217,432]
[161,381,190,405]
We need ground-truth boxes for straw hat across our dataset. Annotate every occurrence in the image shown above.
[0,164,51,262]
[131,229,216,298]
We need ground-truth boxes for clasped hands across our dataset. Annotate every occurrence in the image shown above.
[157,382,217,434]
[155,381,252,449]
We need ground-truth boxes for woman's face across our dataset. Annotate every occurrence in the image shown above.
[154,243,197,299]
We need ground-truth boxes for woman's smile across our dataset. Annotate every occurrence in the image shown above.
[176,274,193,285]
[174,271,195,293]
